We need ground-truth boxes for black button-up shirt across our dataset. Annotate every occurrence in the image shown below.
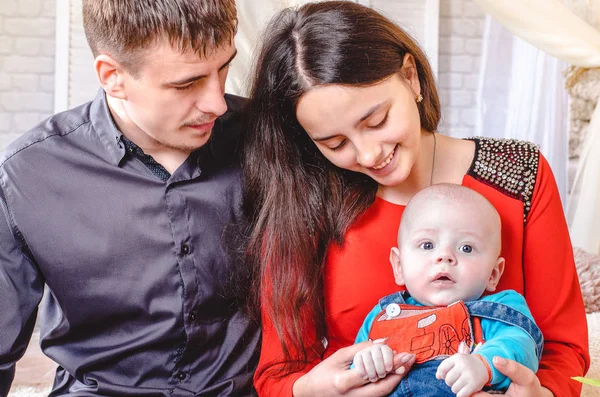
[0,90,259,396]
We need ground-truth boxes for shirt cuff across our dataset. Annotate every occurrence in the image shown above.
[473,354,492,386]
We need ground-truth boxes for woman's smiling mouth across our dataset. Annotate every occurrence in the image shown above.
[372,145,397,170]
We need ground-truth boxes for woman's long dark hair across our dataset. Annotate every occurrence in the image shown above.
[242,1,441,375]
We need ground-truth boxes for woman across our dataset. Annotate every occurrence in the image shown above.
[242,2,589,396]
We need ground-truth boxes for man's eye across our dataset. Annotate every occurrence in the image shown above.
[460,245,473,253]
[174,84,194,91]
[420,242,434,250]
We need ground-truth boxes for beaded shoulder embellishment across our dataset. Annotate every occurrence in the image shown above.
[466,137,540,223]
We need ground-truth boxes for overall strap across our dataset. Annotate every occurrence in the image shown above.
[378,291,409,309]
[465,300,544,359]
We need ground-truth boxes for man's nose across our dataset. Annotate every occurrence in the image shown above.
[196,76,228,117]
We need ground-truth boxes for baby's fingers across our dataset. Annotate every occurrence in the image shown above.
[357,351,378,382]
[369,346,388,380]
[352,353,368,379]
[381,345,394,373]
[451,376,471,397]
[443,366,461,388]
[436,357,456,380]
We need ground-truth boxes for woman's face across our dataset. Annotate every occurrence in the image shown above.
[296,61,423,187]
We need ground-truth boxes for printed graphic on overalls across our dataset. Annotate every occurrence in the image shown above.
[368,301,479,364]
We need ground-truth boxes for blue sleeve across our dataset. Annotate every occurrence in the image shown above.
[354,304,382,344]
[476,290,540,389]
[349,303,382,370]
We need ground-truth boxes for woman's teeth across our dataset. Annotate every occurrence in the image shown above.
[373,148,395,170]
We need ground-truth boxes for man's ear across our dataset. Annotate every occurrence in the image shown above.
[390,247,405,286]
[95,54,128,100]
[400,53,421,100]
[486,257,505,292]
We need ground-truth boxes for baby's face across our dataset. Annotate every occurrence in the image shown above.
[395,199,503,306]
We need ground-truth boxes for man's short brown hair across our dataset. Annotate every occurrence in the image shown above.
[83,0,237,71]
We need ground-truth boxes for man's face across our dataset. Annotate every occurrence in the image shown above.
[118,40,237,153]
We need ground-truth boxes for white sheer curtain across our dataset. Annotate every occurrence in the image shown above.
[227,0,313,96]
[474,0,600,254]
[475,17,569,203]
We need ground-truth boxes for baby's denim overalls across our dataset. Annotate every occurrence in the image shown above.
[373,292,544,397]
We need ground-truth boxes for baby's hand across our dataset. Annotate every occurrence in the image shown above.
[352,339,394,383]
[436,351,489,397]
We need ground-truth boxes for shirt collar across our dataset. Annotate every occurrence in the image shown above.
[90,88,127,166]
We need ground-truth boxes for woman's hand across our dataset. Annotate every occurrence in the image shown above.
[292,341,416,397]
[471,357,554,397]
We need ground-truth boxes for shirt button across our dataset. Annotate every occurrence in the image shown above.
[176,371,186,381]
[386,303,401,318]
[180,244,190,255]
[188,312,196,322]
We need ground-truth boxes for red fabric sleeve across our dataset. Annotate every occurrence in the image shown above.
[253,284,322,397]
[523,154,589,396]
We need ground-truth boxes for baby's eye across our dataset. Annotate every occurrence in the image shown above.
[420,242,434,250]
[459,244,473,253]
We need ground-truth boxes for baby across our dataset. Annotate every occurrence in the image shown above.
[353,184,543,397]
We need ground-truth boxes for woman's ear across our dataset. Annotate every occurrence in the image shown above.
[390,247,405,286]
[400,53,421,99]
[486,257,506,292]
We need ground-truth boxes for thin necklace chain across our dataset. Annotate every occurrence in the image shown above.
[430,131,437,186]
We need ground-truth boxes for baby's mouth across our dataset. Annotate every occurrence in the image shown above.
[433,273,455,283]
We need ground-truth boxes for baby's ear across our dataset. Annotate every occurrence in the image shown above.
[486,257,505,291]
[390,247,405,286]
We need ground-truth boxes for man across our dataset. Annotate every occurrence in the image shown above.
[0,1,259,395]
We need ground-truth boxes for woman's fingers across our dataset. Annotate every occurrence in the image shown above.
[492,356,538,387]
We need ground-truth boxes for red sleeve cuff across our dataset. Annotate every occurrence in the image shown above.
[473,354,492,386]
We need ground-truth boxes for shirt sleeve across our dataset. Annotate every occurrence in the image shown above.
[522,154,589,396]
[354,304,380,344]
[477,290,540,389]
[348,304,382,370]
[254,284,322,397]
[0,182,44,395]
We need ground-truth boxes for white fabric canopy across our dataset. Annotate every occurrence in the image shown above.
[475,17,569,203]
[474,0,600,254]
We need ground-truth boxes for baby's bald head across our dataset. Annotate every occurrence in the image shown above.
[399,184,502,256]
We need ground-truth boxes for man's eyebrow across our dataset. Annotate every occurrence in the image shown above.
[313,101,386,142]
[167,49,238,86]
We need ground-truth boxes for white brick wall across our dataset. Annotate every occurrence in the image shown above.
[438,0,485,138]
[0,0,56,151]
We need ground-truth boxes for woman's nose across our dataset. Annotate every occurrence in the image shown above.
[355,139,382,168]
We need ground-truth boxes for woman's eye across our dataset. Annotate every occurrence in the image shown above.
[420,242,434,250]
[460,245,473,253]
[369,113,389,129]
[330,140,347,151]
